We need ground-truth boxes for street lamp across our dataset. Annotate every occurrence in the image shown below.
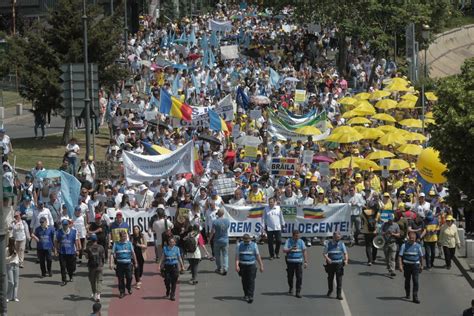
[421,24,430,136]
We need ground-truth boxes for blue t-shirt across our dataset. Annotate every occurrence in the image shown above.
[212,217,230,244]
[163,246,181,266]
[56,228,77,255]
[112,241,133,264]
[35,226,55,250]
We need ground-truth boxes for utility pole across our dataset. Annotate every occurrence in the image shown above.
[0,147,7,316]
[82,0,91,160]
[12,0,16,35]
[124,0,129,55]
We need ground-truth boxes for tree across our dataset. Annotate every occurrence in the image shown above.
[429,58,474,203]
[6,0,128,145]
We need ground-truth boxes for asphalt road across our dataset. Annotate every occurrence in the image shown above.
[5,114,65,140]
[10,241,472,316]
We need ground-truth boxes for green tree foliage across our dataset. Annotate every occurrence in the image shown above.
[429,58,474,202]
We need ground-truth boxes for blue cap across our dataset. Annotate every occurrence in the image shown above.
[75,206,82,212]
[242,178,249,183]
[303,187,310,192]
[62,219,69,225]
[89,233,97,241]
[0,129,5,133]
[23,196,31,201]
[426,211,433,220]
[251,182,258,187]
[211,189,218,196]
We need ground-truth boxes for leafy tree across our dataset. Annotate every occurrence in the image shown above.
[6,0,128,144]
[429,58,474,203]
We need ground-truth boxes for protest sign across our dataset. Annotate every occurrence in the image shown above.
[295,89,306,103]
[95,161,112,180]
[271,157,299,177]
[319,162,330,177]
[250,109,262,120]
[302,150,313,165]
[220,45,239,60]
[213,177,237,197]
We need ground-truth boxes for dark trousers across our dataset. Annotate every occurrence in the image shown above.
[286,262,303,292]
[77,238,85,260]
[134,253,144,283]
[116,262,133,294]
[37,249,52,276]
[327,263,343,296]
[164,264,179,297]
[188,258,200,281]
[424,241,436,268]
[442,246,456,268]
[239,263,257,298]
[403,263,420,298]
[364,234,378,263]
[267,230,282,258]
[59,254,76,282]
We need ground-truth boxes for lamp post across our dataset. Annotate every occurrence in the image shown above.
[421,24,430,136]
[0,147,7,316]
[124,0,128,55]
[83,0,92,159]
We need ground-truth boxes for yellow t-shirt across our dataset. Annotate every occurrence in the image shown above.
[248,190,265,204]
[355,182,365,193]
[370,175,381,193]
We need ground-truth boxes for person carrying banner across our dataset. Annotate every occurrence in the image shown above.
[235,234,264,304]
[283,230,307,298]
[262,197,285,260]
[323,232,348,300]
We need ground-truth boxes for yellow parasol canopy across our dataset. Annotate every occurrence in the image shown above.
[338,97,358,105]
[397,144,423,155]
[295,126,322,135]
[425,92,438,101]
[330,157,359,169]
[326,132,363,143]
[354,92,371,100]
[399,118,423,129]
[348,117,371,125]
[342,110,359,119]
[387,159,410,171]
[353,101,376,116]
[353,158,382,171]
[423,118,436,125]
[372,113,396,122]
[385,82,411,92]
[403,132,427,142]
[378,132,407,146]
[397,100,416,109]
[401,94,418,102]
[370,90,391,100]
[332,126,359,135]
[366,150,395,160]
[425,111,434,119]
[375,99,397,110]
[359,128,386,140]
[376,125,398,133]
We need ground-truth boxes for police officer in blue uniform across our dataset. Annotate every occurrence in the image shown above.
[158,237,185,301]
[55,219,81,286]
[235,234,264,304]
[323,231,348,300]
[398,231,424,304]
[111,231,137,298]
[283,230,308,298]
[31,217,55,277]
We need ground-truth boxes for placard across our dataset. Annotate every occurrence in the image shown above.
[302,150,313,165]
[250,109,262,120]
[213,177,237,196]
[319,162,330,177]
[271,157,299,177]
[295,89,306,103]
[244,146,258,159]
[220,45,239,60]
[95,161,112,180]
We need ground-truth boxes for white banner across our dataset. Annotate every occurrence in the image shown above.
[224,203,351,237]
[122,141,194,184]
[172,96,234,127]
[220,45,239,60]
[208,20,233,32]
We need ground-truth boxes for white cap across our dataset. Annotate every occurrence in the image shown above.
[157,204,165,210]
[138,184,148,191]
[419,193,425,197]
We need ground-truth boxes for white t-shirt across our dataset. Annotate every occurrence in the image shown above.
[66,144,80,158]
[152,218,174,245]
[0,135,11,154]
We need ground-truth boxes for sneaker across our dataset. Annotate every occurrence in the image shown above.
[390,272,396,277]
[19,264,24,268]
[367,262,372,266]
[189,279,195,285]
[166,289,170,297]
[306,241,312,247]
[215,269,222,274]
[61,281,67,286]
[119,292,125,299]
[405,294,410,299]
[337,296,343,300]
[128,289,132,295]
[326,290,332,297]
[193,280,198,285]
[14,298,19,302]
[69,277,74,282]
[96,293,101,302]
[243,296,248,301]
[170,295,175,301]
[247,297,253,304]
[136,282,142,289]
[413,297,420,304]
[48,273,53,277]
[222,270,227,276]
[295,292,302,298]
[90,293,95,300]
[288,288,293,295]
[276,255,280,259]
[269,257,274,261]
[5,299,8,303]
[41,274,46,278]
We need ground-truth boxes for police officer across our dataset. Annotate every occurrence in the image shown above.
[235,234,264,304]
[323,232,348,300]
[55,219,81,286]
[398,231,424,304]
[31,216,55,277]
[283,230,307,298]
[158,237,185,301]
[110,231,137,298]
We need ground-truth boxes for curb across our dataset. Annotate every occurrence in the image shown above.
[453,252,474,288]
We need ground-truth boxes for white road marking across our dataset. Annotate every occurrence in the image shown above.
[340,288,352,316]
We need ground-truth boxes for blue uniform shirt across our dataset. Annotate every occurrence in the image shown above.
[112,241,134,264]
[56,228,77,255]
[163,245,181,266]
[323,240,347,263]
[284,238,306,263]
[35,226,55,250]
[236,241,259,265]
[399,241,424,265]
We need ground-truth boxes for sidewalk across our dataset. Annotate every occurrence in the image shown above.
[1,104,33,125]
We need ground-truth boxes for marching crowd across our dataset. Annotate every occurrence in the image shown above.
[1,2,472,314]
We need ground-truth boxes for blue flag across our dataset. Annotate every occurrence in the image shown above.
[192,74,200,94]
[210,31,219,48]
[150,95,159,108]
[172,73,180,96]
[189,28,197,46]
[236,86,249,110]
[160,88,172,114]
[269,68,280,89]
[201,33,209,50]
[60,171,81,217]
[208,50,216,69]
[202,48,209,67]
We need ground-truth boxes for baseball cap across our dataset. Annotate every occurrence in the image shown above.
[116,211,123,217]
[234,168,242,173]
[157,204,165,210]
[62,219,69,225]
[419,193,425,197]
[355,173,362,178]
[251,183,258,187]
[211,190,218,196]
[399,190,406,195]
[429,190,436,196]
[95,213,102,219]
[39,217,47,223]
[303,187,310,192]
[446,215,454,221]
[89,233,98,241]
[138,184,148,191]
[75,206,82,212]
[383,192,390,197]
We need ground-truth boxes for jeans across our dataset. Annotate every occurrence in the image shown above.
[267,230,282,258]
[59,254,76,282]
[88,267,103,294]
[134,252,144,283]
[34,122,45,137]
[383,242,397,272]
[37,249,52,276]
[213,241,229,272]
[15,240,26,266]
[443,246,456,268]
[116,262,132,294]
[164,264,179,297]
[7,263,19,300]
[239,263,257,298]
[350,215,361,244]
[424,241,437,268]
[363,234,378,263]
[287,262,303,292]
[154,239,162,261]
[67,157,77,176]
[188,258,200,281]
[327,263,344,296]
[403,263,420,298]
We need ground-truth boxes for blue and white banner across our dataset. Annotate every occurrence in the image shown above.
[208,20,233,33]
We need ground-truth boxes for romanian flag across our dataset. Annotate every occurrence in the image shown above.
[209,109,229,132]
[303,208,325,219]
[160,88,192,122]
[142,142,172,155]
[194,147,204,175]
[247,207,264,219]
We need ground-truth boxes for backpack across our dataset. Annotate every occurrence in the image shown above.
[161,219,173,246]
[88,245,102,268]
[183,234,197,253]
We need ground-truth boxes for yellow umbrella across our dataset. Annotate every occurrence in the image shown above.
[342,110,359,119]
[332,126,359,135]
[397,144,423,156]
[372,113,396,122]
[385,82,410,92]
[338,97,358,106]
[375,99,397,110]
[352,126,367,133]
[386,77,410,86]
[295,126,322,135]
[359,128,385,140]
[354,92,371,100]
[388,159,410,171]
[377,125,398,133]
[370,90,391,100]
[401,94,418,102]
[348,117,371,125]
[326,132,363,143]
[330,157,359,169]
[425,92,438,101]
[366,150,395,160]
[424,118,436,125]
[353,101,376,116]
[425,111,434,119]
[399,118,422,129]
[397,100,416,109]
[404,132,427,142]
[354,158,382,171]
[378,132,407,146]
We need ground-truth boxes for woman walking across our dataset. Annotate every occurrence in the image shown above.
[131,225,147,289]
[6,237,20,302]
[185,225,201,285]
[439,215,461,269]
[157,237,184,301]
[9,211,30,268]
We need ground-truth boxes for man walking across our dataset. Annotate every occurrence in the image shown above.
[210,209,230,275]
[323,232,348,300]
[85,233,105,302]
[283,230,307,298]
[31,217,55,277]
[55,219,81,286]
[110,231,137,298]
[262,197,285,259]
[382,213,400,277]
[235,234,264,304]
[398,231,424,304]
